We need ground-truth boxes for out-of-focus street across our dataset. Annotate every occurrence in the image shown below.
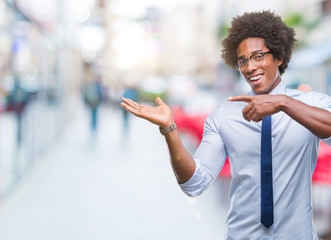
[0,100,228,240]
[1,0,331,239]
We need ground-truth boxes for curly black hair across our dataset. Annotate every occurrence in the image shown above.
[221,10,296,75]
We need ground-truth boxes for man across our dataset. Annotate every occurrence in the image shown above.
[121,11,331,239]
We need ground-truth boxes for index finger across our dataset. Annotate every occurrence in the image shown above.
[228,95,253,103]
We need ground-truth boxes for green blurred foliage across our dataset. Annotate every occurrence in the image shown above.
[217,21,231,40]
[137,89,168,103]
[283,13,304,27]
[283,12,321,30]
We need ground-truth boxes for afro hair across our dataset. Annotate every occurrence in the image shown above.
[221,10,296,75]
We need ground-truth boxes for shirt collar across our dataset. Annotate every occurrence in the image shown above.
[250,78,285,96]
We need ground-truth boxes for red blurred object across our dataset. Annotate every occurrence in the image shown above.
[172,106,207,141]
[312,142,331,184]
[172,106,231,178]
[173,107,331,182]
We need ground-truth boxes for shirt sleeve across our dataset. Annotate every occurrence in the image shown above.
[310,91,331,145]
[179,107,228,197]
[312,90,331,111]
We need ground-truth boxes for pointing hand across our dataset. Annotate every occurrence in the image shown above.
[228,95,283,122]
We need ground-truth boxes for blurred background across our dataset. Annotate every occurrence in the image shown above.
[0,0,330,239]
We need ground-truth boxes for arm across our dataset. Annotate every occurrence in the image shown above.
[279,95,331,139]
[120,97,196,183]
[228,94,331,139]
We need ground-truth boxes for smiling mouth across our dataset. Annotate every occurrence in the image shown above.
[247,74,263,87]
[248,74,262,81]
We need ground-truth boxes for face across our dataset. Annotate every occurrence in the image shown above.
[236,38,283,94]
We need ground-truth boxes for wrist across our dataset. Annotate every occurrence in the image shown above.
[159,122,177,135]
[159,117,175,129]
[277,95,291,112]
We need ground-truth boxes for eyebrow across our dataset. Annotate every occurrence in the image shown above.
[237,49,264,59]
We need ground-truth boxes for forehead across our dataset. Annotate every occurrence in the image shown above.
[237,38,267,57]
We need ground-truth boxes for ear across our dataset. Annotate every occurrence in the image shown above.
[277,58,283,66]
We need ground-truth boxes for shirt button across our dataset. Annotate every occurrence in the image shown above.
[269,232,272,236]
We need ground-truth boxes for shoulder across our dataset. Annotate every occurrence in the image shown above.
[206,100,247,125]
[286,88,331,109]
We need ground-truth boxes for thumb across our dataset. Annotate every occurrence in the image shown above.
[155,97,164,106]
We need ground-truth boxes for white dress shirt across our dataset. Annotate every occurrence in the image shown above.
[180,80,331,240]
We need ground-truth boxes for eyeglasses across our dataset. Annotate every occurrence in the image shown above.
[235,51,272,70]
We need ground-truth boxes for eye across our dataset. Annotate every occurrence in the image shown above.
[253,53,264,61]
[237,58,247,66]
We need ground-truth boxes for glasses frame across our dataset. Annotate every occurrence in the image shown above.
[235,51,272,70]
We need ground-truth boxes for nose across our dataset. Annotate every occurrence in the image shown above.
[245,59,258,73]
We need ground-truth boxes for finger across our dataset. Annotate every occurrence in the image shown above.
[155,97,164,106]
[242,105,254,121]
[120,102,131,111]
[245,110,255,122]
[121,97,136,106]
[228,95,253,103]
[250,113,263,122]
[121,97,140,108]
[120,102,144,117]
[120,102,134,112]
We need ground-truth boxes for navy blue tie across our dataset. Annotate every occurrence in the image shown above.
[261,115,273,228]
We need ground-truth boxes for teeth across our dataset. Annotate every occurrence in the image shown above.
[249,75,262,81]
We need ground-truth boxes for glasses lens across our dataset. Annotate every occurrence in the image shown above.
[251,53,264,66]
[236,59,246,69]
[236,52,269,71]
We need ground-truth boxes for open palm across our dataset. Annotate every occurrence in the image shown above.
[121,97,173,128]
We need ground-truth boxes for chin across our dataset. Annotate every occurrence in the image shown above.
[252,88,265,95]
[255,90,270,95]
